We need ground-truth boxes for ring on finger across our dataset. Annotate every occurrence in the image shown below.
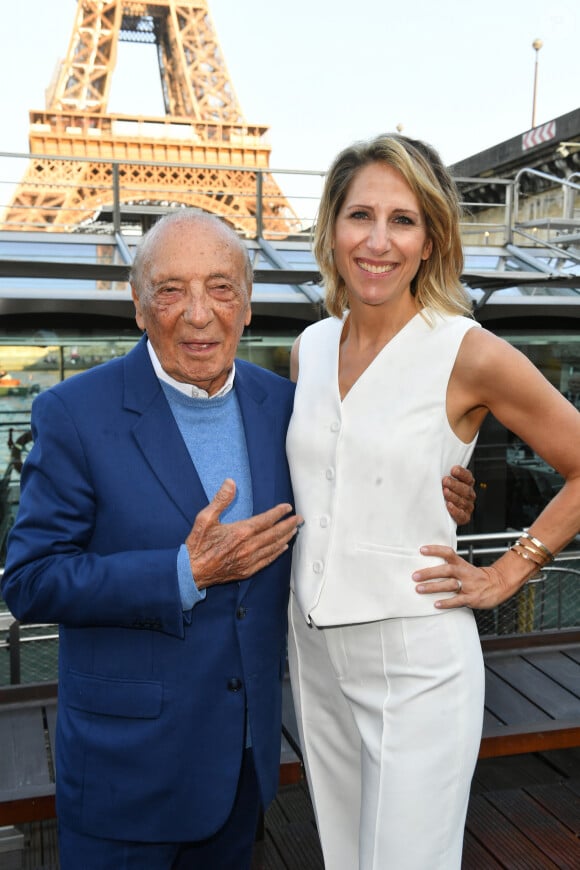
[456,578,463,593]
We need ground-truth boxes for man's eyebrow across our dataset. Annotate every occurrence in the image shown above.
[207,271,238,281]
[148,270,244,290]
[150,276,183,287]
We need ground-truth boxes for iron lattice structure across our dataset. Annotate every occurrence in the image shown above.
[2,0,298,237]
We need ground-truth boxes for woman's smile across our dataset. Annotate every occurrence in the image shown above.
[356,259,397,275]
[333,161,432,311]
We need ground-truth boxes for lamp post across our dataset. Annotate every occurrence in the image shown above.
[531,39,543,129]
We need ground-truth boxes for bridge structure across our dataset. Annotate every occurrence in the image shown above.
[0,0,579,395]
[1,0,298,237]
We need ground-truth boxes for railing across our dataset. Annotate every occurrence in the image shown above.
[458,530,580,638]
[0,150,326,239]
[454,176,515,248]
[510,167,580,253]
[0,150,577,246]
[1,533,579,685]
[0,614,58,685]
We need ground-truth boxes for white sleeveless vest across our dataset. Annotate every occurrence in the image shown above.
[286,309,481,626]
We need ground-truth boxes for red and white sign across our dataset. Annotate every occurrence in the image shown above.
[522,121,556,151]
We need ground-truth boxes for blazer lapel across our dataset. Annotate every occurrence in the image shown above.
[234,363,285,603]
[123,338,208,525]
[234,363,278,518]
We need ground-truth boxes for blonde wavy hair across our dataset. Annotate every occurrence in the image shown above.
[313,134,471,319]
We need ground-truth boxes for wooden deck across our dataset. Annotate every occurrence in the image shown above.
[0,682,57,827]
[480,633,580,757]
[462,749,580,868]
[278,635,580,773]
[9,749,580,869]
[2,634,580,867]
[257,636,580,868]
[255,751,580,869]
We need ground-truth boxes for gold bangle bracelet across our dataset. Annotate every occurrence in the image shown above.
[510,544,544,567]
[520,532,554,562]
[514,541,547,564]
[510,546,542,576]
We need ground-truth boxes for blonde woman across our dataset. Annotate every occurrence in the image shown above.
[286,133,580,869]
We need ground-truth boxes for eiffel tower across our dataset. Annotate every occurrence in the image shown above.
[1,0,297,237]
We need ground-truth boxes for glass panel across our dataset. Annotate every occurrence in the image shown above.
[0,332,297,577]
[469,331,578,535]
[0,240,126,265]
[0,339,140,569]
[0,329,577,579]
[0,277,129,290]
[237,335,294,377]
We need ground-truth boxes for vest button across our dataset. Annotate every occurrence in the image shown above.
[228,677,243,692]
[320,515,330,528]
[312,560,324,574]
[326,468,335,480]
[330,421,340,433]
[236,607,247,619]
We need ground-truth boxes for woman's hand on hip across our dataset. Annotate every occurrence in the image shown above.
[412,545,519,610]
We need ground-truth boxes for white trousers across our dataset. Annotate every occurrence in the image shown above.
[288,593,485,870]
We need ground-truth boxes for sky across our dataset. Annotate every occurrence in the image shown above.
[0,0,578,176]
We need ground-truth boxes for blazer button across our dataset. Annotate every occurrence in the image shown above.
[236,607,247,619]
[228,677,243,692]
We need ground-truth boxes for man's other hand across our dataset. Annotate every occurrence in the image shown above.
[443,465,476,526]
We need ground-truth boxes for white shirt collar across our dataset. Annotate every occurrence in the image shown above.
[146,339,235,399]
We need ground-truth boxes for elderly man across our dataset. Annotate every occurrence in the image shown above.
[2,210,475,869]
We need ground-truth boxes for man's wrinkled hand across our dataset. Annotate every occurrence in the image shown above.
[185,478,302,589]
[443,464,476,526]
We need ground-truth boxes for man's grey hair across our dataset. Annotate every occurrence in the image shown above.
[129,209,253,297]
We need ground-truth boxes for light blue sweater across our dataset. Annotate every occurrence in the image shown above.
[161,382,253,610]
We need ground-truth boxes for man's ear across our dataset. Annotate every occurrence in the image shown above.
[131,285,146,331]
[244,280,253,327]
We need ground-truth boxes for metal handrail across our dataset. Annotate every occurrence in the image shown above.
[511,167,580,245]
[1,149,578,257]
[0,619,59,685]
[2,533,579,683]
[0,149,327,239]
[459,532,580,569]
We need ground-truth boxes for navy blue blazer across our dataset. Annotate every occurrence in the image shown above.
[2,336,296,842]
